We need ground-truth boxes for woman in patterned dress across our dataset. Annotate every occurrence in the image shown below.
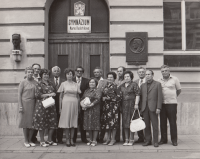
[81,78,100,146]
[120,71,140,146]
[32,69,58,147]
[18,66,37,148]
[101,72,122,146]
[57,68,81,147]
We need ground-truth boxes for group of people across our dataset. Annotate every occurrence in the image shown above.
[18,64,181,148]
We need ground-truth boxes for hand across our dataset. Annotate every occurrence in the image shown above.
[19,107,23,113]
[50,93,56,97]
[156,109,160,114]
[134,104,139,109]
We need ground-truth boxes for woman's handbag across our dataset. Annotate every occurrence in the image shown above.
[42,96,55,109]
[80,97,91,108]
[130,109,146,132]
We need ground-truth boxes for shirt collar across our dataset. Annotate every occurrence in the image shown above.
[76,76,82,81]
[160,74,172,81]
[99,77,104,81]
[54,77,60,80]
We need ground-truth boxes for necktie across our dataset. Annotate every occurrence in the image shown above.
[140,79,143,87]
[77,78,80,84]
[55,78,58,89]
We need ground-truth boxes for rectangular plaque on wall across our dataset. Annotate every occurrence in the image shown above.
[126,32,148,65]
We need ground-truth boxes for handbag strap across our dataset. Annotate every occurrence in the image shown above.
[131,109,141,120]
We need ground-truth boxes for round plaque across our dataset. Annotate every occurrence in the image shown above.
[129,38,145,53]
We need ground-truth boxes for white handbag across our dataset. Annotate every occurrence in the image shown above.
[80,97,91,108]
[42,97,55,109]
[130,109,146,132]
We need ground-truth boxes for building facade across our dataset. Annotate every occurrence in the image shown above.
[0,0,199,135]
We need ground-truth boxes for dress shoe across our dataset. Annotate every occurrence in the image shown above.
[158,141,167,145]
[154,143,159,147]
[66,143,70,147]
[58,141,63,144]
[98,140,104,143]
[135,139,144,143]
[142,141,152,146]
[172,142,178,146]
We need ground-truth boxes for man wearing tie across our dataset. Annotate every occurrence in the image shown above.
[73,66,89,143]
[133,67,146,143]
[50,66,65,144]
[140,70,162,147]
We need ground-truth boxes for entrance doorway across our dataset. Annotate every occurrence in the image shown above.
[48,0,109,79]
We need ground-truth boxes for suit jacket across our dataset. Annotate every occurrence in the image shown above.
[134,78,146,87]
[97,79,108,98]
[140,80,162,112]
[73,77,89,99]
[49,77,65,92]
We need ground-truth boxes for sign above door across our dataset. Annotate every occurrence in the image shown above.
[67,1,91,33]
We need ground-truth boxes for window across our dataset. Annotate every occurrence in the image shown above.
[164,1,200,50]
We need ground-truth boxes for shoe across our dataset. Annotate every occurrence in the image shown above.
[123,139,129,146]
[87,140,92,146]
[135,139,144,143]
[154,143,159,147]
[40,142,49,147]
[127,140,134,146]
[45,141,58,146]
[29,143,36,147]
[158,141,167,145]
[172,142,178,146]
[142,141,152,146]
[66,139,70,147]
[98,139,104,143]
[24,143,30,148]
[66,143,70,147]
[103,140,110,145]
[108,140,116,146]
[70,139,76,147]
[91,141,97,146]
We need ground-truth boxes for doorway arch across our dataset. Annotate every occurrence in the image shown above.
[45,0,110,78]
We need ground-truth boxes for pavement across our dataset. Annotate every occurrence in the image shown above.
[0,135,200,153]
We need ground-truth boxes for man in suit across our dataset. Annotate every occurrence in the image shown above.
[133,67,146,143]
[73,66,89,143]
[140,70,162,147]
[49,66,65,144]
[94,67,107,143]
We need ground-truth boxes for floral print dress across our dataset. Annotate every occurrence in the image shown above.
[120,81,140,128]
[82,88,101,130]
[101,82,122,130]
[32,81,58,130]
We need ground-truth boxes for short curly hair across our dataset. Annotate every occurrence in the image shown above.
[39,69,51,79]
[107,71,117,80]
[123,70,134,80]
[64,68,75,79]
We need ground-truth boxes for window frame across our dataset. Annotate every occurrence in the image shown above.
[163,0,200,55]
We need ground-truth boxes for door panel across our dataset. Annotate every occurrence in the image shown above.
[48,42,109,78]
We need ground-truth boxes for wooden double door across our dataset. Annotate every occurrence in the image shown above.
[48,34,109,78]
[48,0,109,78]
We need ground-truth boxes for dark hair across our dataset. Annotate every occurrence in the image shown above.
[118,66,126,72]
[76,66,84,73]
[64,68,75,79]
[32,63,41,69]
[88,77,98,87]
[146,70,154,76]
[107,71,117,80]
[39,69,51,79]
[123,70,134,80]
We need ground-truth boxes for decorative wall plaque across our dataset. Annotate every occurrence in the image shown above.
[126,32,148,65]
[74,1,85,16]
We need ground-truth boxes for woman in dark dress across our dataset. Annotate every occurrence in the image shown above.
[101,72,122,146]
[18,66,37,148]
[120,71,140,146]
[81,78,100,146]
[32,69,58,147]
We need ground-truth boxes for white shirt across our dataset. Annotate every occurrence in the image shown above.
[97,77,104,88]
[138,78,146,88]
[76,76,82,86]
[54,77,60,85]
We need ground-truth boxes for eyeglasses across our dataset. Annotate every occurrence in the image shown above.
[76,70,83,73]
